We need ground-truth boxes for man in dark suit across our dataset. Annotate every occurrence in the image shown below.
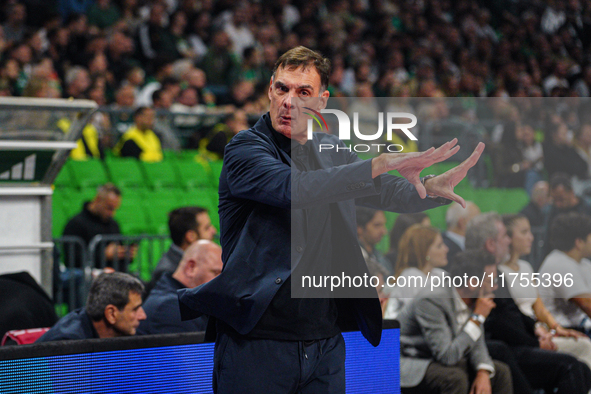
[442,201,480,268]
[139,240,222,335]
[178,46,485,393]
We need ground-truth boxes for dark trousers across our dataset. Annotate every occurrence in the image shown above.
[511,346,591,394]
[213,332,346,394]
[486,340,534,394]
[401,359,512,394]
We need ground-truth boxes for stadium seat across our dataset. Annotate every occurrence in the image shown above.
[174,159,214,189]
[144,189,188,234]
[141,160,181,189]
[104,157,147,189]
[1,328,50,346]
[68,159,110,189]
[54,162,75,188]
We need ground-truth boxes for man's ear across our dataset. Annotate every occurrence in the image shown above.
[318,90,330,109]
[185,230,198,244]
[484,238,495,254]
[184,258,197,276]
[268,76,274,100]
[104,305,118,325]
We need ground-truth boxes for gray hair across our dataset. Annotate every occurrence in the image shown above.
[445,201,476,229]
[86,273,144,321]
[465,212,501,250]
[64,66,86,87]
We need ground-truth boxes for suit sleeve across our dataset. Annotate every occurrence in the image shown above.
[224,133,383,210]
[415,298,491,366]
[224,132,449,212]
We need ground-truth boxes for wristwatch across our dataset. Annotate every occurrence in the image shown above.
[470,313,486,324]
[420,175,453,204]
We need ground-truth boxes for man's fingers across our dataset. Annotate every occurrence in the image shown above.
[414,180,427,199]
[462,142,485,169]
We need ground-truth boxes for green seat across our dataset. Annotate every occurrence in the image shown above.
[104,157,146,188]
[175,160,213,189]
[114,194,152,235]
[144,189,188,234]
[68,159,109,189]
[54,161,75,188]
[141,160,180,189]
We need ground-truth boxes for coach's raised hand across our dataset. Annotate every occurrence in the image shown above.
[372,138,461,196]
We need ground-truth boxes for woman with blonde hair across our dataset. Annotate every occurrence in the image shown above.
[384,224,448,319]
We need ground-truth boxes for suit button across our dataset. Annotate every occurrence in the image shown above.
[275,278,282,284]
[296,246,303,253]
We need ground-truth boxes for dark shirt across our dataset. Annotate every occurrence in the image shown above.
[36,308,98,342]
[543,142,588,179]
[247,116,338,341]
[520,201,546,227]
[146,244,184,296]
[138,273,208,335]
[62,202,121,268]
[0,272,58,339]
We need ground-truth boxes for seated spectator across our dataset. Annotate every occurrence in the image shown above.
[384,224,448,319]
[0,272,58,340]
[442,201,480,268]
[56,117,104,160]
[465,212,511,265]
[356,207,390,274]
[63,183,136,271]
[384,212,430,272]
[543,121,588,179]
[148,206,216,292]
[138,240,222,335]
[500,214,591,369]
[87,0,121,30]
[539,213,591,334]
[398,250,512,394]
[520,181,550,228]
[519,123,545,194]
[543,174,591,257]
[197,109,249,160]
[575,124,591,176]
[113,106,163,162]
[37,272,146,342]
[487,262,591,393]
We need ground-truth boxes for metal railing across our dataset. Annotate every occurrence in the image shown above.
[54,234,170,315]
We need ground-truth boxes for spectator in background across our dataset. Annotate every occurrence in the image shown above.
[520,181,550,228]
[199,29,240,93]
[499,214,591,369]
[63,183,137,270]
[545,174,591,256]
[384,224,448,319]
[398,250,512,394]
[113,106,163,162]
[138,240,222,335]
[465,212,511,265]
[539,213,591,334]
[544,122,588,179]
[3,3,27,46]
[136,3,177,64]
[64,65,91,99]
[149,206,216,291]
[385,212,430,273]
[0,272,58,341]
[575,124,591,176]
[356,207,390,276]
[151,88,181,150]
[87,0,121,30]
[519,123,545,194]
[197,109,249,159]
[37,272,146,342]
[110,84,136,135]
[442,201,481,268]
